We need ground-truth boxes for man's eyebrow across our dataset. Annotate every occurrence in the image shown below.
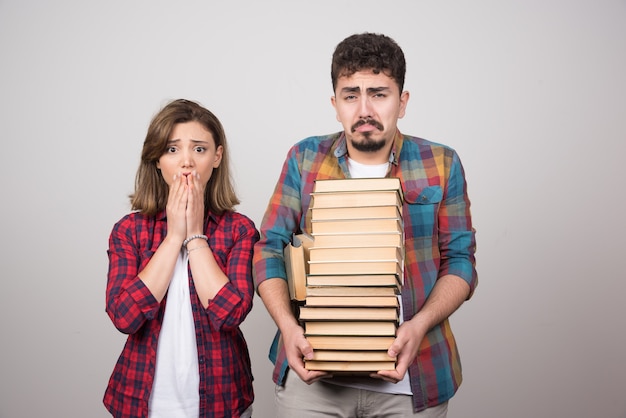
[366,86,391,94]
[339,86,391,94]
[340,86,361,94]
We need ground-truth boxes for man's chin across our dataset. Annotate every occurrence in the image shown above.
[350,136,387,153]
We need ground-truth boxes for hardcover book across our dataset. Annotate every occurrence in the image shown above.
[309,205,401,221]
[305,274,401,289]
[304,295,399,308]
[284,233,313,301]
[311,232,403,248]
[308,259,403,276]
[311,217,403,235]
[308,246,403,263]
[310,190,402,209]
[313,177,402,196]
[310,350,395,362]
[304,360,396,372]
[304,321,397,336]
[306,335,396,351]
[305,286,398,297]
[298,306,399,321]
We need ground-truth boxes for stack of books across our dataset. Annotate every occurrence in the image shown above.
[286,177,404,373]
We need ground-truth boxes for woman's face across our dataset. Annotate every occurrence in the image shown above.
[156,121,223,186]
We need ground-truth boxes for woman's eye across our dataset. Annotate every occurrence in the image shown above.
[167,146,177,153]
[194,147,206,153]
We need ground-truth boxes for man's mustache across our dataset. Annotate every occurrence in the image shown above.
[351,118,384,132]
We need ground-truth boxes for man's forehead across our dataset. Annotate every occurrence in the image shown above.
[336,71,398,90]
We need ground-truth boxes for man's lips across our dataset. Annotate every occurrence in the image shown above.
[354,124,376,133]
[351,118,384,132]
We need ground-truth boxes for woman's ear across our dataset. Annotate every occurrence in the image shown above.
[213,145,224,168]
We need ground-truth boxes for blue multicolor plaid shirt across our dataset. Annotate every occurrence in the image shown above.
[253,130,477,412]
[104,209,259,418]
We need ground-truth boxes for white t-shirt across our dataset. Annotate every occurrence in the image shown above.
[324,158,412,395]
[148,250,200,417]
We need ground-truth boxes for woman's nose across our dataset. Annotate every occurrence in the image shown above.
[181,150,194,167]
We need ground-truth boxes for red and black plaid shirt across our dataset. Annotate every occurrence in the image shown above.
[103,209,259,418]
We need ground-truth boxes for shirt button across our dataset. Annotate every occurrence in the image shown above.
[198,356,205,364]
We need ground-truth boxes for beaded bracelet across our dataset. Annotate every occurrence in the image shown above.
[183,234,208,248]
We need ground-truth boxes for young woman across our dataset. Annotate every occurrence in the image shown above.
[104,99,258,418]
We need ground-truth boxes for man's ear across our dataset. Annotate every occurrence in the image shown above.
[398,91,410,119]
[331,95,340,122]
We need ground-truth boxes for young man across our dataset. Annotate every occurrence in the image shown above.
[253,33,477,417]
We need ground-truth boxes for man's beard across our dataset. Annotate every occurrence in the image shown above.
[350,135,387,152]
[350,118,386,152]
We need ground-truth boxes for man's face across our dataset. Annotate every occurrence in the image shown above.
[331,70,409,154]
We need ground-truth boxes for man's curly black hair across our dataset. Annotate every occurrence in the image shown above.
[331,32,406,93]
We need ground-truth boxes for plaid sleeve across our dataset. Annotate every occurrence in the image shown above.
[437,149,478,297]
[205,213,260,331]
[105,215,160,334]
[253,144,305,287]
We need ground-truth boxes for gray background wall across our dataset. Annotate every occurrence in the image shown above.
[1,1,625,417]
